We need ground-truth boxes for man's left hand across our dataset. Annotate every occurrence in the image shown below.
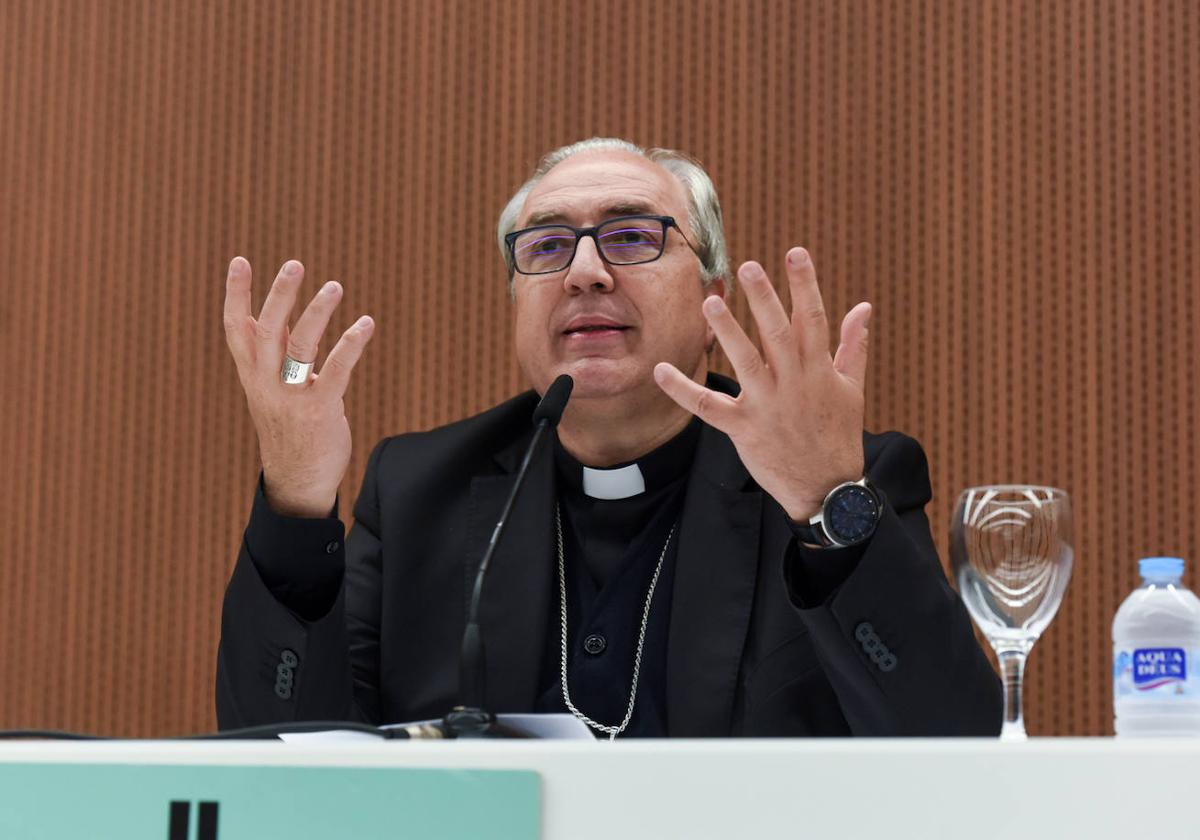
[654,247,871,522]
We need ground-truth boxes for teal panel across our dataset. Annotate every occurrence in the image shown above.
[0,763,540,840]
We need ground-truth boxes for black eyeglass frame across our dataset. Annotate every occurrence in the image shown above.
[504,214,700,276]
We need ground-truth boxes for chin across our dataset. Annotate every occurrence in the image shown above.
[549,357,646,401]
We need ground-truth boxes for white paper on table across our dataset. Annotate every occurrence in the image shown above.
[484,713,594,740]
[277,728,383,744]
[277,713,594,744]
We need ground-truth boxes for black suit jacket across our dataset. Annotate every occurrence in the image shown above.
[217,375,1002,736]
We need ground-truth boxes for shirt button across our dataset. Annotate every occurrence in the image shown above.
[325,540,340,554]
[584,634,607,655]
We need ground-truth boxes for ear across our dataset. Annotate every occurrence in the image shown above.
[703,276,727,353]
[707,276,727,301]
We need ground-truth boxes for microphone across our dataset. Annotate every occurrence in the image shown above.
[532,374,573,426]
[446,374,573,737]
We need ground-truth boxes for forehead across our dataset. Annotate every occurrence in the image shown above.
[518,150,689,227]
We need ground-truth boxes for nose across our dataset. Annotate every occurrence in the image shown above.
[563,235,615,294]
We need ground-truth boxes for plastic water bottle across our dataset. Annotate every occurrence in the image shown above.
[1113,557,1200,736]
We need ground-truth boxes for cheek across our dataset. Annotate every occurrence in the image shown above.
[642,286,710,357]
[513,306,536,355]
[666,285,709,330]
[512,290,555,365]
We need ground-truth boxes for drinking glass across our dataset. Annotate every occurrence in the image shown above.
[951,486,1073,739]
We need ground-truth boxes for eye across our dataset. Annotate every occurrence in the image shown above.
[521,231,572,256]
[601,224,657,246]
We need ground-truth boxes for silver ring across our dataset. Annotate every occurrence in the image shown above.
[281,355,315,384]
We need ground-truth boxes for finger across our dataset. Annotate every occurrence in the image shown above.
[701,295,771,387]
[832,302,872,388]
[737,261,795,371]
[287,280,344,363]
[223,256,255,365]
[785,247,831,360]
[652,362,739,432]
[255,260,305,372]
[315,316,376,399]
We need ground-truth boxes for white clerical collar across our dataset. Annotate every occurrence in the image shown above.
[581,463,646,500]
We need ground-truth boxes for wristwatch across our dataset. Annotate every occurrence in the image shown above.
[792,478,884,549]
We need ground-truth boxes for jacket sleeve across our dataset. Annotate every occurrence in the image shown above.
[786,432,1003,736]
[215,438,390,729]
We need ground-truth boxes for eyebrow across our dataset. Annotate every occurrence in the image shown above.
[524,202,657,228]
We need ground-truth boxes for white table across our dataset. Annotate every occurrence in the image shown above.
[1,738,1191,838]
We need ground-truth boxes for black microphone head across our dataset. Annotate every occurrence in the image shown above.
[533,374,573,428]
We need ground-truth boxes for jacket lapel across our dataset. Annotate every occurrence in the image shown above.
[666,421,762,736]
[465,429,556,713]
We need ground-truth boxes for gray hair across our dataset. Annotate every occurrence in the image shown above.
[496,137,729,291]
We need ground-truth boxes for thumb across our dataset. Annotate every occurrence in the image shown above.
[832,302,871,388]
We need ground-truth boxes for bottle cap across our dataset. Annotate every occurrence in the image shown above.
[1139,556,1185,579]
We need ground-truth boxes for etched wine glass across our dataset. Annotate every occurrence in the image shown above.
[951,486,1073,740]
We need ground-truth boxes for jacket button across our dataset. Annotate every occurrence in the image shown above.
[854,622,874,642]
[583,634,607,655]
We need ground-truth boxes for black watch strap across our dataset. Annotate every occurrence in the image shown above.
[790,517,833,549]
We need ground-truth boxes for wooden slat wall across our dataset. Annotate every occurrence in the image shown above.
[1,0,1196,737]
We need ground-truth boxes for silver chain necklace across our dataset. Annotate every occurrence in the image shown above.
[556,503,675,741]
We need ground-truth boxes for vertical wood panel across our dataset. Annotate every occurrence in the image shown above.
[0,0,1196,736]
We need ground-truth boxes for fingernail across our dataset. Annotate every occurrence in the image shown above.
[285,260,302,276]
[739,262,763,281]
[702,296,726,316]
[791,248,809,266]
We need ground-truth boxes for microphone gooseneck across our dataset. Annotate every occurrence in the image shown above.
[451,375,573,735]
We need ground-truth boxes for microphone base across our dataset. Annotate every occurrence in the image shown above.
[441,706,531,739]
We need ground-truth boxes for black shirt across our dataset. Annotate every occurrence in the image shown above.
[534,419,701,737]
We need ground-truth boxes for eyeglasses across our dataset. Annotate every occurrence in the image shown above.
[505,214,697,276]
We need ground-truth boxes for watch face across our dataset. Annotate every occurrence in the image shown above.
[826,484,881,545]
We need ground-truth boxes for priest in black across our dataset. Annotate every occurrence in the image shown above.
[217,138,1002,737]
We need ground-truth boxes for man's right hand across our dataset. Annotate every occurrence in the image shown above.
[223,257,375,518]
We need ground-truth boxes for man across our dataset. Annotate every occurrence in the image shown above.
[217,138,1001,737]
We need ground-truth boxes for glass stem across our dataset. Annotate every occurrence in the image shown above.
[997,650,1028,740]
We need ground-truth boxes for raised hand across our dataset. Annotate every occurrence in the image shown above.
[223,257,375,518]
[653,247,870,522]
